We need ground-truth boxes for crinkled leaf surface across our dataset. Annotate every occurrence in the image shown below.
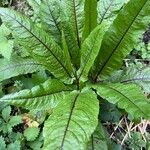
[92,83,150,119]
[82,0,97,41]
[106,65,150,93]
[92,0,150,80]
[98,0,127,24]
[0,8,73,83]
[43,89,99,150]
[0,57,42,82]
[78,24,106,82]
[0,79,71,110]
[40,0,62,43]
[60,0,84,68]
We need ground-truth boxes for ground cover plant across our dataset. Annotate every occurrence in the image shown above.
[0,0,150,149]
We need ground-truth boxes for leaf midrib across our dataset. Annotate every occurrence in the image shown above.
[2,11,72,78]
[79,30,100,79]
[60,93,79,149]
[96,0,148,79]
[105,85,148,118]
[45,0,61,35]
[1,90,72,101]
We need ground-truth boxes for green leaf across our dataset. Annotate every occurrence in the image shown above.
[0,8,73,83]
[43,89,99,149]
[82,0,97,41]
[78,24,106,82]
[98,0,127,24]
[61,30,74,74]
[0,56,42,82]
[92,0,150,80]
[9,116,22,128]
[27,0,41,15]
[106,65,150,93]
[40,0,62,43]
[0,24,13,59]
[0,38,13,59]
[92,83,150,119]
[0,136,6,150]
[0,79,71,110]
[60,0,84,68]
[7,141,21,150]
[2,106,11,122]
[87,123,111,150]
[63,0,84,48]
[24,127,40,141]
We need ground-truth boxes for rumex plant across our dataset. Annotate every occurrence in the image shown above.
[0,0,150,149]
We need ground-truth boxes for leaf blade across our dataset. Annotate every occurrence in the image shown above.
[0,79,71,110]
[78,24,106,82]
[43,89,99,149]
[82,0,97,41]
[0,8,73,83]
[92,83,150,119]
[92,0,150,80]
[0,57,42,82]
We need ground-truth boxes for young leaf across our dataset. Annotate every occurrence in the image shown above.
[0,79,71,110]
[9,116,22,129]
[0,57,42,82]
[7,141,20,150]
[92,83,150,119]
[0,136,6,150]
[60,0,84,68]
[43,89,99,149]
[78,24,106,82]
[61,30,74,74]
[92,0,150,80]
[2,106,11,122]
[0,8,73,83]
[0,24,14,59]
[63,0,84,48]
[82,0,97,41]
[24,127,40,141]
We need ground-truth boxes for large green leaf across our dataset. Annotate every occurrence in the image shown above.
[92,83,150,119]
[0,8,73,83]
[61,30,74,74]
[0,79,71,110]
[78,24,106,82]
[92,0,150,80]
[0,57,42,82]
[43,89,99,149]
[98,0,127,24]
[82,0,97,41]
[60,0,84,68]
[63,0,84,48]
[39,0,62,43]
[105,65,150,93]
